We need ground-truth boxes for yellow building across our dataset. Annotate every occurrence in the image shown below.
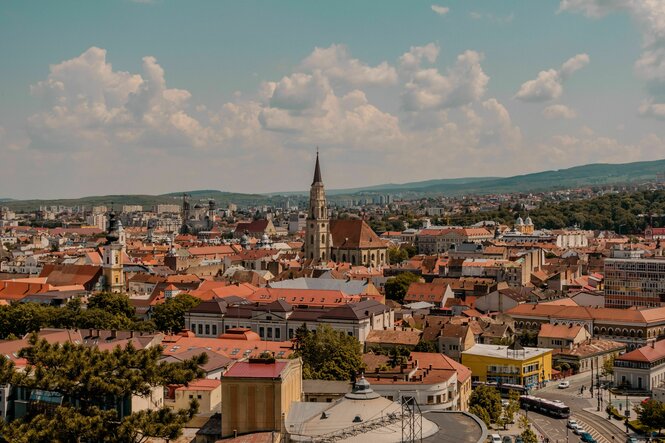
[221,358,302,438]
[461,342,552,390]
[175,379,221,413]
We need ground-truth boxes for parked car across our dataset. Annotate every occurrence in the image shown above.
[489,434,502,443]
[567,419,578,429]
[580,432,597,443]
[626,438,638,443]
[502,436,513,443]
[570,423,583,435]
[558,381,570,389]
[514,437,523,443]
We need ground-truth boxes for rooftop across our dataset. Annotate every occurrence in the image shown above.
[462,343,552,361]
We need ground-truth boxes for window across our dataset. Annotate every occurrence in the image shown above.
[289,328,294,339]
[427,395,435,404]
[267,328,273,338]
[205,325,210,335]
[189,395,193,399]
[198,324,203,335]
[191,323,196,332]
[197,395,202,399]
[259,327,265,338]
[212,325,217,336]
[275,328,281,339]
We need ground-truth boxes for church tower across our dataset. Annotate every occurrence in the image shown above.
[304,152,331,261]
[102,210,125,293]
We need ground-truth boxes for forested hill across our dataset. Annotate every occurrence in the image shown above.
[440,190,665,235]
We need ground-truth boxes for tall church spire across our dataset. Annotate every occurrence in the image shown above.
[312,149,322,185]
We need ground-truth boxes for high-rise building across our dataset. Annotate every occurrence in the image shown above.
[604,258,665,308]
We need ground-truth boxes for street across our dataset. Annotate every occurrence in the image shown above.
[526,372,647,443]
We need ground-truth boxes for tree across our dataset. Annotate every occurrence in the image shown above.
[384,273,420,304]
[388,247,408,265]
[498,390,520,430]
[293,324,363,380]
[469,404,491,426]
[87,292,135,319]
[151,294,201,333]
[469,385,503,424]
[0,334,207,443]
[635,399,665,434]
[518,415,538,443]
[413,340,437,353]
[601,355,615,377]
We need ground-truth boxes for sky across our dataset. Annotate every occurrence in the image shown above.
[1,0,664,199]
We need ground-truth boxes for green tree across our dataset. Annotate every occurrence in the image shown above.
[469,404,491,426]
[388,247,408,265]
[413,340,437,353]
[384,273,421,304]
[635,399,665,434]
[601,355,615,377]
[151,294,201,333]
[498,390,520,430]
[469,384,503,424]
[293,324,363,380]
[87,292,135,319]
[518,415,538,443]
[0,334,206,443]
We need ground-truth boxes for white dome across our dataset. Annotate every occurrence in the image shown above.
[516,217,524,225]
[525,216,533,225]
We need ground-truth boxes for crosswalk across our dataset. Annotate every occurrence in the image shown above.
[573,417,610,443]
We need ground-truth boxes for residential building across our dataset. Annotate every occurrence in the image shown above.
[537,324,590,350]
[174,379,221,414]
[461,342,552,389]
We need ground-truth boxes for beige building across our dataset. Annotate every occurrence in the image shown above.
[221,358,302,438]
[537,324,590,350]
[175,379,221,414]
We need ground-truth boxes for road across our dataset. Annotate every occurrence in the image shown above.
[526,372,643,443]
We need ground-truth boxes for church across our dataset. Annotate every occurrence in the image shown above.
[304,153,389,267]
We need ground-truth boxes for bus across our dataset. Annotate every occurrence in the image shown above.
[519,395,570,419]
[472,381,527,398]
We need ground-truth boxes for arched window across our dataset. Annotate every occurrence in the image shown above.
[601,327,606,335]
[310,235,314,244]
[638,330,643,338]
[594,327,599,335]
[630,330,635,337]
[321,252,326,260]
[371,253,375,262]
[342,254,347,262]
[321,234,326,243]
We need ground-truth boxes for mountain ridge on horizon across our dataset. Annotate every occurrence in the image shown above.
[3,158,665,211]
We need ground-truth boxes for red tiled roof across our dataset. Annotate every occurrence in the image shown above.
[223,361,288,378]
[330,219,388,249]
[616,340,665,363]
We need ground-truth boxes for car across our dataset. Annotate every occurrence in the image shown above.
[626,438,638,443]
[570,423,583,435]
[502,436,513,443]
[558,381,570,389]
[580,432,597,443]
[567,419,578,429]
[489,434,502,443]
[514,438,523,443]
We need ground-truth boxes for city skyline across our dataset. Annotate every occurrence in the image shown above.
[1,0,665,199]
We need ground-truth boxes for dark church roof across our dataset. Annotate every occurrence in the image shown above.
[312,151,322,185]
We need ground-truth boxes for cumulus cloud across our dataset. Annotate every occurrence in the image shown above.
[398,43,440,72]
[542,104,577,119]
[514,53,589,102]
[300,44,397,87]
[431,5,449,16]
[560,0,665,119]
[27,47,213,151]
[401,49,490,111]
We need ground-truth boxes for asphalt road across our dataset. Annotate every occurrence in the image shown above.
[525,372,643,443]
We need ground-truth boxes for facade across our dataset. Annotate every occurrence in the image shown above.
[461,343,553,389]
[614,340,665,392]
[184,298,394,344]
[537,324,590,350]
[174,379,221,414]
[416,228,493,255]
[221,358,302,438]
[604,258,665,308]
[507,303,665,350]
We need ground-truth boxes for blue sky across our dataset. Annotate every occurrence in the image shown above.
[0,0,663,198]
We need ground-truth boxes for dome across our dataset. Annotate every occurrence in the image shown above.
[261,233,271,244]
[516,216,524,225]
[525,216,533,225]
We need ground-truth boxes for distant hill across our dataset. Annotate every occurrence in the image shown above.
[327,158,665,196]
[3,158,665,210]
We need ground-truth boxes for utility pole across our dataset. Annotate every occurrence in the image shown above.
[590,358,594,397]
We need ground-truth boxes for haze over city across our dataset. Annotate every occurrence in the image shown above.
[1,0,665,199]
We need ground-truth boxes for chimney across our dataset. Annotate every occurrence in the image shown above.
[429,364,433,370]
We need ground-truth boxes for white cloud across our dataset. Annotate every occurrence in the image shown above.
[560,1,665,118]
[514,53,589,102]
[542,104,577,119]
[431,5,449,16]
[300,44,397,87]
[398,43,440,72]
[401,49,489,111]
